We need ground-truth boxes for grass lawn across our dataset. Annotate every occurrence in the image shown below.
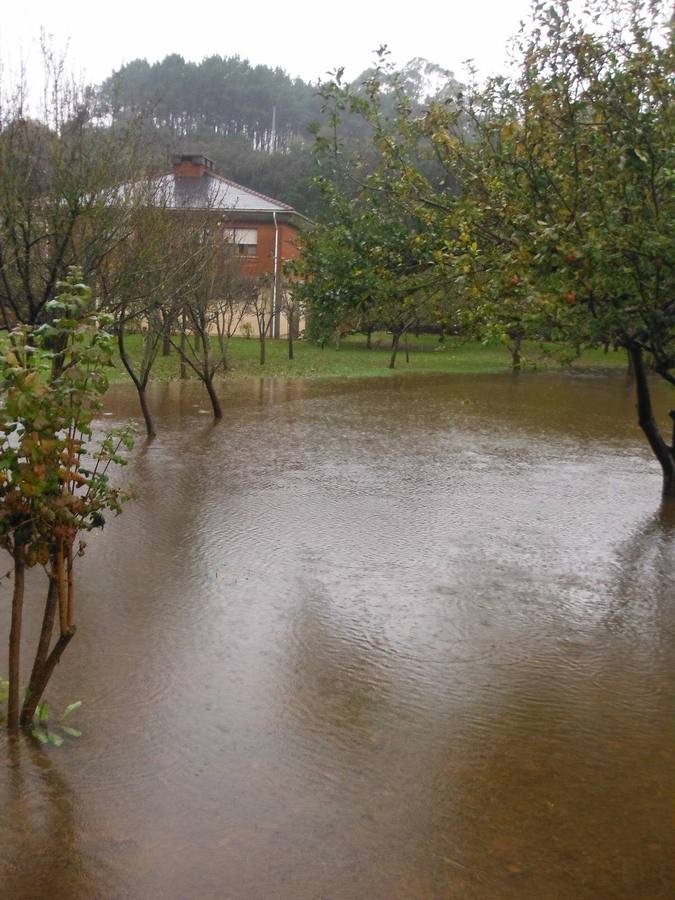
[107,332,630,384]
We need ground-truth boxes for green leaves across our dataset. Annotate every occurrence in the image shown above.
[31,727,65,747]
[0,268,135,562]
[0,677,83,745]
[301,1,673,383]
[60,726,82,738]
[31,697,83,746]
[61,700,83,719]
[31,727,49,744]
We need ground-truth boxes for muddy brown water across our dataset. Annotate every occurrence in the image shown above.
[1,372,673,899]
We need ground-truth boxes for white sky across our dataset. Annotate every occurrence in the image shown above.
[1,0,535,90]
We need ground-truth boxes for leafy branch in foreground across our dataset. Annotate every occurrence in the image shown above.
[0,269,134,733]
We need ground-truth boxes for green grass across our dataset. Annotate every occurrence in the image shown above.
[107,332,630,384]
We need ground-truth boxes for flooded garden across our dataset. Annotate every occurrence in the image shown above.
[1,371,672,899]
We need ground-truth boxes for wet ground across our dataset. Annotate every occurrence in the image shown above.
[1,371,673,899]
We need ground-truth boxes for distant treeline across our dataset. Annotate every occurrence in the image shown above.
[100,54,323,150]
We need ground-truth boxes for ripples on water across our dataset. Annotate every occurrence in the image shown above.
[1,372,673,899]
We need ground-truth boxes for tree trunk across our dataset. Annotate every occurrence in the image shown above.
[629,345,675,498]
[510,336,522,372]
[180,323,188,380]
[388,332,401,369]
[626,348,635,382]
[19,628,76,727]
[162,330,171,357]
[259,335,266,365]
[67,544,74,629]
[203,372,223,420]
[366,326,373,350]
[288,311,294,360]
[56,540,68,635]
[137,384,156,439]
[118,331,156,438]
[7,551,25,732]
[21,575,58,727]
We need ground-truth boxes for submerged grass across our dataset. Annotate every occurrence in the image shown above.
[107,332,630,384]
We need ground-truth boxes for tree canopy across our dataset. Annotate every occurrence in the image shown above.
[297,0,675,493]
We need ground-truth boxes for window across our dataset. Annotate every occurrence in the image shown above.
[224,227,258,257]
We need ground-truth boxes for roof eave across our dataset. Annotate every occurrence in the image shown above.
[177,207,312,227]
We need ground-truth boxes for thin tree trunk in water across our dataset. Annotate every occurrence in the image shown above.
[511,336,522,372]
[56,540,68,635]
[180,324,188,380]
[389,332,401,369]
[118,331,156,438]
[66,543,74,628]
[8,551,25,732]
[21,576,57,727]
[204,372,223,419]
[629,345,675,498]
[137,386,156,439]
[626,349,635,382]
[20,628,77,725]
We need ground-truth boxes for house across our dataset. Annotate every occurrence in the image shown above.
[152,153,308,337]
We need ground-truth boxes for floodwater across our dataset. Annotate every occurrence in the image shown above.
[1,371,673,899]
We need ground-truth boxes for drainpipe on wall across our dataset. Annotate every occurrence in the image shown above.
[272,211,279,339]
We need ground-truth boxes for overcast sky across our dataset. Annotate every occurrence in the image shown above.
[1,0,535,91]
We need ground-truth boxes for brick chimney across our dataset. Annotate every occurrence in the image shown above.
[171,153,215,177]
